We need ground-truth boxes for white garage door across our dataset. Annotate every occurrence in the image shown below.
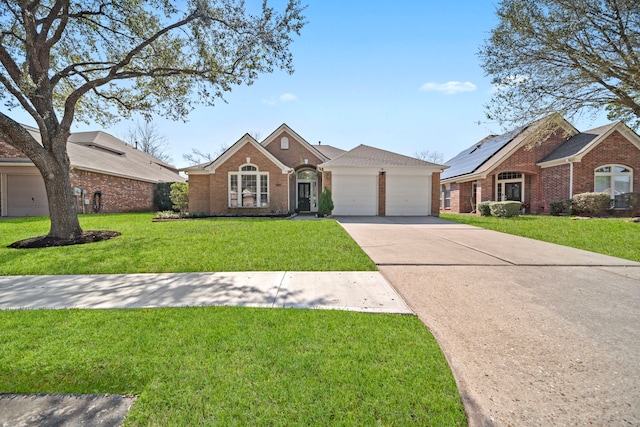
[386,174,431,216]
[7,175,49,216]
[332,174,377,215]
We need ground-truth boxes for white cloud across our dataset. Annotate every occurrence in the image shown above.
[262,93,298,105]
[419,81,477,94]
[279,93,298,102]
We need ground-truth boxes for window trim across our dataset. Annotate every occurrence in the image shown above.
[496,172,524,202]
[442,184,451,209]
[594,164,632,208]
[229,163,269,208]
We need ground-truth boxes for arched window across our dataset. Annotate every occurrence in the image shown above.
[595,165,632,208]
[229,164,269,207]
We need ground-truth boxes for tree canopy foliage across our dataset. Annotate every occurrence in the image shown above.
[0,0,306,242]
[479,0,640,129]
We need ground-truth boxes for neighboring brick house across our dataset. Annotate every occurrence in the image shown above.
[0,125,184,217]
[440,114,640,214]
[183,124,444,216]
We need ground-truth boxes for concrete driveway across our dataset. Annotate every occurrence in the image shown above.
[338,216,640,427]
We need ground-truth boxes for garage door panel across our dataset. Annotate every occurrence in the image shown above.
[7,175,49,216]
[386,175,431,216]
[332,174,377,215]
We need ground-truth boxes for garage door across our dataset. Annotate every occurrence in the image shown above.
[7,175,49,216]
[332,174,377,215]
[386,174,431,216]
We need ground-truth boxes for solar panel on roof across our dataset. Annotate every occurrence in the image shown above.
[442,125,526,179]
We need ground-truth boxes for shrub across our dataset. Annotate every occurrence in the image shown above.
[489,201,522,218]
[170,182,189,216]
[477,201,492,216]
[550,199,573,216]
[619,192,640,215]
[154,182,174,211]
[571,192,611,217]
[550,200,565,216]
[317,187,334,217]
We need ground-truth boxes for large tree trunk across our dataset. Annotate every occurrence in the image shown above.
[35,142,83,240]
[42,165,83,240]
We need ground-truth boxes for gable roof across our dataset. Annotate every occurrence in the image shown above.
[441,114,578,182]
[183,133,291,174]
[15,126,183,183]
[312,144,346,160]
[538,122,640,167]
[319,144,445,168]
[261,123,329,162]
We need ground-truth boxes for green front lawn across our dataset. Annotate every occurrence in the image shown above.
[0,307,466,426]
[0,214,376,275]
[441,213,640,262]
[0,213,466,425]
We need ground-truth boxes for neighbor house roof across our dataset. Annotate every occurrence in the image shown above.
[441,114,579,182]
[441,126,526,180]
[537,122,636,167]
[319,144,445,168]
[17,126,183,183]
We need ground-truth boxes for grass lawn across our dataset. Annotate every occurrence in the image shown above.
[1,213,466,425]
[0,213,376,275]
[0,307,466,426]
[441,213,640,262]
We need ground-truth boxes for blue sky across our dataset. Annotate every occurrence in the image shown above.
[11,1,611,167]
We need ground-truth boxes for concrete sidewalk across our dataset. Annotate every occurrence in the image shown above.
[0,271,411,313]
[337,216,640,427]
[0,270,410,427]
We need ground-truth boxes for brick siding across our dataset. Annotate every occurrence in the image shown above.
[190,142,290,215]
[430,171,441,216]
[263,131,324,169]
[70,169,157,213]
[572,130,640,196]
[378,172,386,216]
[1,140,172,214]
[0,140,27,158]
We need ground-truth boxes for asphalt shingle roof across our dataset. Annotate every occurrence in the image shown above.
[20,126,183,183]
[312,144,346,160]
[540,123,617,163]
[320,144,443,168]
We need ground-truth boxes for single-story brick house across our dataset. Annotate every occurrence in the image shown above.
[183,124,444,216]
[440,114,640,214]
[0,125,184,217]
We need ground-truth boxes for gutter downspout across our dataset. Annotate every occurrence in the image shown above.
[567,159,574,199]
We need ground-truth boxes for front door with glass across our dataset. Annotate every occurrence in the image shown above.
[298,182,311,211]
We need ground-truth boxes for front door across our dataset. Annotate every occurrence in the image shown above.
[504,182,521,201]
[298,182,311,211]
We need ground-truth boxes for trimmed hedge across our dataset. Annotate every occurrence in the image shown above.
[489,201,522,218]
[571,192,611,216]
[477,201,492,216]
